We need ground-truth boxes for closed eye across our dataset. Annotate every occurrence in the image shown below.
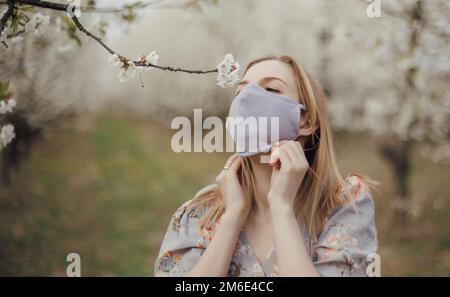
[265,87,280,94]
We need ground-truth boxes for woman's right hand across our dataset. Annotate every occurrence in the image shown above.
[215,154,251,227]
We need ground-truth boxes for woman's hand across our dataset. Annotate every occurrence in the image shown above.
[215,154,251,227]
[268,141,309,212]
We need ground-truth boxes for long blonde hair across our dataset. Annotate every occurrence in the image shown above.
[185,55,375,240]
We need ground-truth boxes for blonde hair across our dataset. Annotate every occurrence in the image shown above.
[185,55,376,240]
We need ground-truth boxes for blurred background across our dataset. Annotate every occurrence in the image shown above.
[0,0,449,276]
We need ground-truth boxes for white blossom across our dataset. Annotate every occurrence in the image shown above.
[322,0,450,163]
[109,54,121,67]
[0,98,16,114]
[32,12,45,24]
[34,15,51,36]
[118,61,137,82]
[134,51,159,73]
[0,124,15,147]
[126,62,137,77]
[216,53,240,88]
[118,69,128,82]
[136,65,148,73]
[25,13,51,36]
[146,50,159,65]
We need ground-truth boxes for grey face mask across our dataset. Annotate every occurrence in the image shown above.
[225,82,308,157]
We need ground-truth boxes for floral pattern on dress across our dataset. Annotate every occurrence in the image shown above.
[341,174,371,205]
[247,262,265,277]
[316,223,361,260]
[154,174,378,277]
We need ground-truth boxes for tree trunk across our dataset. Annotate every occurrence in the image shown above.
[379,139,412,224]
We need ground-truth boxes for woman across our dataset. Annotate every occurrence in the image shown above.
[154,55,378,277]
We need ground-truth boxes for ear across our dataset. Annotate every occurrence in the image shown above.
[298,113,318,137]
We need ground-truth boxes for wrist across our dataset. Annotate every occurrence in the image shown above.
[221,210,246,229]
[268,199,294,216]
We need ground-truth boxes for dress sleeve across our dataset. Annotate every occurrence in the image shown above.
[312,176,378,277]
[153,199,208,276]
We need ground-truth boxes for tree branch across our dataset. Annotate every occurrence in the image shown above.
[83,0,166,14]
[0,0,15,34]
[70,14,115,55]
[69,7,216,74]
[134,62,218,74]
[2,0,218,74]
[0,0,184,13]
[12,0,67,11]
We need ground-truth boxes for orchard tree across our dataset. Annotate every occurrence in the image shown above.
[322,0,450,221]
[0,0,239,183]
[0,0,240,139]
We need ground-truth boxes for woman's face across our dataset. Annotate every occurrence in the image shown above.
[234,60,313,144]
[234,60,300,103]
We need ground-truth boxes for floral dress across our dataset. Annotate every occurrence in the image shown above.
[154,174,378,277]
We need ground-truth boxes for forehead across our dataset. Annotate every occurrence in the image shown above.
[242,60,297,87]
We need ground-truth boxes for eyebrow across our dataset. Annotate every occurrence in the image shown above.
[236,76,287,89]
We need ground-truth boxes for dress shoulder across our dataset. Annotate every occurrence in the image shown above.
[338,173,374,206]
[154,186,216,276]
[171,183,218,228]
[312,173,378,276]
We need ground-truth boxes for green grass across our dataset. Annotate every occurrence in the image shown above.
[0,112,449,276]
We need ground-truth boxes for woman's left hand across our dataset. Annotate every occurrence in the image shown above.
[268,140,309,212]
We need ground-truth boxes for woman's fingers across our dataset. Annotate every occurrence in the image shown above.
[223,153,242,173]
[269,140,305,163]
[277,143,292,164]
[269,142,280,167]
[270,140,307,172]
[216,154,242,189]
[271,141,294,163]
[281,142,298,162]
[223,154,238,168]
[269,141,289,168]
[228,155,242,173]
[286,141,305,162]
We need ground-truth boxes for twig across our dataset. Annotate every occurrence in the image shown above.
[134,62,217,74]
[83,0,166,13]
[70,10,216,74]
[11,0,67,11]
[3,0,218,74]
[0,0,168,13]
[0,0,15,34]
[71,14,115,55]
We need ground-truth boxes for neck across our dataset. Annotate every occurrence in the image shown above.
[248,154,273,217]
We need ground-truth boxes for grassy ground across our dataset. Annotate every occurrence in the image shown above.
[0,112,449,276]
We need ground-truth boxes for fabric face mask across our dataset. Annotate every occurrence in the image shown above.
[225,82,308,157]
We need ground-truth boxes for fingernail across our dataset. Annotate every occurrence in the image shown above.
[269,147,278,164]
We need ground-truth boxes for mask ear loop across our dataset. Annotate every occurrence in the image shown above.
[303,136,320,151]
[295,104,320,152]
